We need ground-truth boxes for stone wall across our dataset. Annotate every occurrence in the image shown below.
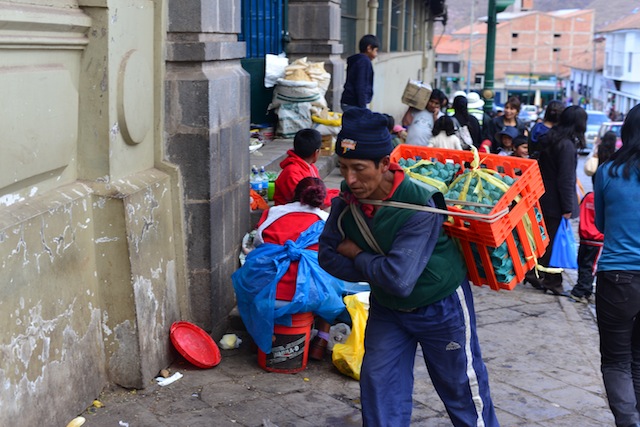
[165,0,250,336]
[0,0,185,424]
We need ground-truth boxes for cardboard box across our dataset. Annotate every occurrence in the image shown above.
[401,80,433,110]
[320,134,335,156]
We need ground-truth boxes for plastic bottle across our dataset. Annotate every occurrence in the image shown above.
[259,166,269,200]
[250,166,262,193]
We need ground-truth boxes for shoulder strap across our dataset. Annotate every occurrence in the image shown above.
[359,199,509,224]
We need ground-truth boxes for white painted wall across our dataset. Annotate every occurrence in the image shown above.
[370,51,425,125]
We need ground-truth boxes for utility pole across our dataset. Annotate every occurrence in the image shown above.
[466,0,475,93]
[482,0,514,115]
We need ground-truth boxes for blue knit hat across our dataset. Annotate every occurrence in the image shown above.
[336,108,394,160]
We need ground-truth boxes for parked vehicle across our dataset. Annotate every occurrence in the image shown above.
[582,110,608,154]
[594,121,623,150]
[518,104,538,127]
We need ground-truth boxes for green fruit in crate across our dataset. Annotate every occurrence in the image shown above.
[503,175,515,185]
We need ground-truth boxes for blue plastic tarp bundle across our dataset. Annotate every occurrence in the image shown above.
[231,221,348,354]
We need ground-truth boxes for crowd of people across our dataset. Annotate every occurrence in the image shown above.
[235,32,639,427]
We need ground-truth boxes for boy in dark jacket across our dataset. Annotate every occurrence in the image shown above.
[340,35,379,111]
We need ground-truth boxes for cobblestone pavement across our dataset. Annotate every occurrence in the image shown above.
[78,277,611,427]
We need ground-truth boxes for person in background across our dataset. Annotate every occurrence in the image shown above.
[511,135,529,158]
[382,113,405,147]
[487,96,528,151]
[466,92,492,141]
[593,103,640,427]
[528,100,564,159]
[535,106,586,295]
[495,126,518,156]
[585,131,618,179]
[273,128,337,208]
[429,115,463,150]
[568,131,618,305]
[451,95,482,148]
[403,88,446,146]
[341,34,379,111]
[318,107,499,427]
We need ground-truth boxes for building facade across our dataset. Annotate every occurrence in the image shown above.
[600,11,640,115]
[0,0,432,424]
[450,8,595,106]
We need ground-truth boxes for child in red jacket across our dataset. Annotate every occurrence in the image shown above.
[568,191,603,303]
[273,128,338,207]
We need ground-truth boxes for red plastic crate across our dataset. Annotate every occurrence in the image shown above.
[459,201,549,290]
[390,145,549,290]
[390,145,545,247]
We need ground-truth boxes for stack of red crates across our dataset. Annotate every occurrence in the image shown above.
[390,145,549,291]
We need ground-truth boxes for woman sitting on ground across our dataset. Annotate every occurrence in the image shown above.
[232,177,346,360]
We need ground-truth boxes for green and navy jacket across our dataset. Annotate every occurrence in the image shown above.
[318,174,467,310]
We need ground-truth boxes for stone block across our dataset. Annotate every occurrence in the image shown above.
[221,189,237,257]
[210,192,225,264]
[188,269,213,331]
[289,2,341,41]
[178,79,212,128]
[168,0,203,33]
[167,40,246,62]
[217,126,232,191]
[166,133,211,201]
[230,121,249,184]
[185,201,212,270]
[202,0,241,34]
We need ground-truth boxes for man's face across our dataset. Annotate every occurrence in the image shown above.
[426,97,441,113]
[338,156,389,199]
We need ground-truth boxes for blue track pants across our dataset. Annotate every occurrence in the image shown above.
[360,279,499,427]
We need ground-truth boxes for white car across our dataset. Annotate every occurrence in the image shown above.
[583,110,608,154]
[518,105,538,127]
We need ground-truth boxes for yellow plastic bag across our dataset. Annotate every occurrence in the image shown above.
[332,292,369,381]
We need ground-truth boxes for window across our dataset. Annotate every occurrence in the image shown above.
[554,33,561,38]
[630,52,633,73]
[390,0,402,51]
[512,33,519,38]
[376,3,385,50]
[404,1,412,50]
[553,47,560,52]
[511,48,518,52]
[341,0,358,56]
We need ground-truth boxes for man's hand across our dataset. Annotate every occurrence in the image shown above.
[562,212,572,219]
[337,239,363,260]
[432,106,440,121]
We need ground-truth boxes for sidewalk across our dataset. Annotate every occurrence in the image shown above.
[80,279,611,427]
[77,156,614,426]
